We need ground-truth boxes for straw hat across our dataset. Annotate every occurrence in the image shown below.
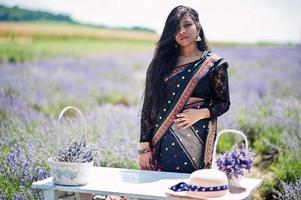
[166,169,228,199]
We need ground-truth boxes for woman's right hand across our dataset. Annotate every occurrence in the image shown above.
[138,151,154,170]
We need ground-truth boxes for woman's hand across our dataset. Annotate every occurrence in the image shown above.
[174,108,210,129]
[138,142,154,170]
[138,151,154,170]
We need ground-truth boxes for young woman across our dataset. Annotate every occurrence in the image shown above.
[139,5,230,173]
[82,5,231,200]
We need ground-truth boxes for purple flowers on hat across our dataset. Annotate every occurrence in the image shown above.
[215,145,254,180]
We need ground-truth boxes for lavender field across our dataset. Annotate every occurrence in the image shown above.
[1,46,301,199]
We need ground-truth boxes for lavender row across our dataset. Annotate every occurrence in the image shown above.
[0,46,300,199]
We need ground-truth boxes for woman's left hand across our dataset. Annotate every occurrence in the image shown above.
[174,108,210,129]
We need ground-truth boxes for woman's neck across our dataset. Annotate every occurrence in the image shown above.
[179,43,199,57]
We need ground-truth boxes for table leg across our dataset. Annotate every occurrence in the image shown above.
[44,190,58,200]
[242,195,251,200]
[78,193,93,200]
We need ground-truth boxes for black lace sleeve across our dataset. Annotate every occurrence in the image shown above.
[140,94,154,143]
[208,62,231,119]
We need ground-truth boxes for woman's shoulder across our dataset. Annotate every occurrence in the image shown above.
[208,50,229,70]
[206,52,229,78]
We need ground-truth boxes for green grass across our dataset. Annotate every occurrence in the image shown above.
[1,21,293,63]
[100,151,139,169]
[0,21,157,63]
[216,134,238,153]
[236,103,301,198]
[0,37,155,63]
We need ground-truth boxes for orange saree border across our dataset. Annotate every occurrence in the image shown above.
[204,119,217,168]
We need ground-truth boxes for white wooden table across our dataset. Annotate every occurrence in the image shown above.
[32,167,262,200]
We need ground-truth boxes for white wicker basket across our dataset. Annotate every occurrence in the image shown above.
[49,106,94,186]
[211,129,249,186]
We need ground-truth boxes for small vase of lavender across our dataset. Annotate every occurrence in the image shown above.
[212,130,254,187]
[215,145,254,187]
[49,106,95,186]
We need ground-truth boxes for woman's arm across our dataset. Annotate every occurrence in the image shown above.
[208,63,231,118]
[139,96,154,170]
[174,58,230,129]
[140,101,153,144]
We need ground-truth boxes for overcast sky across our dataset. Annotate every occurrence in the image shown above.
[1,0,300,43]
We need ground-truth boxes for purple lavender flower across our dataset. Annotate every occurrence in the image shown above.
[216,145,254,179]
[57,139,94,163]
[35,167,47,180]
[1,46,300,199]
[4,145,33,185]
[1,145,50,199]
[274,179,301,200]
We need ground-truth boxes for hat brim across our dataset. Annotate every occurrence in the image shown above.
[165,189,228,200]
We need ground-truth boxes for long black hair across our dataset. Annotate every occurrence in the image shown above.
[141,5,210,128]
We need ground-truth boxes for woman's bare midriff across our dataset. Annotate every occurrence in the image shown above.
[186,97,205,105]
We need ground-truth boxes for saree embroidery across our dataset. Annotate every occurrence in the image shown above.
[164,51,209,82]
[164,62,196,82]
[150,51,228,170]
[170,123,202,169]
[151,51,213,146]
[205,119,217,168]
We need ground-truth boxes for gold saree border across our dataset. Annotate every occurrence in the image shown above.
[204,119,217,168]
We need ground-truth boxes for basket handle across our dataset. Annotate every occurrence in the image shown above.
[211,129,249,169]
[55,106,87,161]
